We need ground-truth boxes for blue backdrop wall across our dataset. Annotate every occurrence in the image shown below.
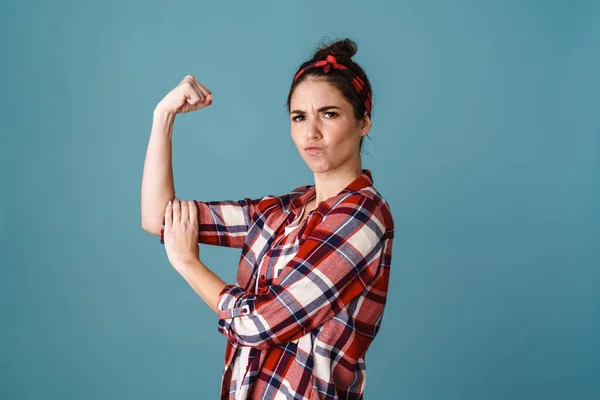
[1,0,598,399]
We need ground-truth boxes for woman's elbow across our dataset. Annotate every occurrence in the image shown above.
[141,218,162,236]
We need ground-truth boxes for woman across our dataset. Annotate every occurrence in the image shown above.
[141,38,395,399]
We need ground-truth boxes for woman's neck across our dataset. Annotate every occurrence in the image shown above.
[313,163,363,205]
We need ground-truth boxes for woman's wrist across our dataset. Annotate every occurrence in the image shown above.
[153,107,175,124]
[152,108,176,137]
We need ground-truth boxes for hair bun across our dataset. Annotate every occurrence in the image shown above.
[312,38,358,62]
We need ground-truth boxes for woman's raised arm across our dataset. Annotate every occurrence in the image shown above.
[140,110,177,235]
[141,75,213,235]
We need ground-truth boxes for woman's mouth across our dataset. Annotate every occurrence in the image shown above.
[305,146,322,155]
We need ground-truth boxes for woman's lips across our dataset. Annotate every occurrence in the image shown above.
[305,146,322,155]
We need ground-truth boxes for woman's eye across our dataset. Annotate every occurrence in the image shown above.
[324,111,337,118]
[292,115,305,122]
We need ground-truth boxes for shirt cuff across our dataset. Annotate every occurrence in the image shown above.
[216,284,257,342]
[217,284,254,320]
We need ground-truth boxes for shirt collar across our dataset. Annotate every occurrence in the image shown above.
[289,169,374,212]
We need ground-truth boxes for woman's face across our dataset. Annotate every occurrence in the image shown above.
[289,78,371,174]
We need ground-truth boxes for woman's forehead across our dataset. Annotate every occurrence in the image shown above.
[290,79,350,109]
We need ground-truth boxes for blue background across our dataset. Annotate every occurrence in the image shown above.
[1,0,598,399]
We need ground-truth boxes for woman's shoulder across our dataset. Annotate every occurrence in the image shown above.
[253,182,394,235]
[323,186,395,236]
[360,186,394,219]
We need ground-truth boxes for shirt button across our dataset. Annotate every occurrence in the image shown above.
[260,274,265,280]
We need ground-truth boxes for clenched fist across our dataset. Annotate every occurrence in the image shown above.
[155,75,213,116]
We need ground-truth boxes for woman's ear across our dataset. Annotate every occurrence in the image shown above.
[360,112,372,136]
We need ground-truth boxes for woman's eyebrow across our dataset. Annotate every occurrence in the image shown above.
[290,106,341,115]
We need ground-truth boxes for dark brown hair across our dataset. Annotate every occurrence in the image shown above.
[286,38,373,152]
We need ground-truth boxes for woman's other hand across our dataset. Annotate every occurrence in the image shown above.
[163,198,200,269]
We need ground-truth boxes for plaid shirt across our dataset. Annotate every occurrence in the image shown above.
[160,170,394,399]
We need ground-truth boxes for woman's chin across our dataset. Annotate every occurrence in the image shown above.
[305,162,331,174]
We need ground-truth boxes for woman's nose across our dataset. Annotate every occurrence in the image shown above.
[306,118,322,140]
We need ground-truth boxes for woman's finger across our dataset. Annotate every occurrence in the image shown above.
[181,201,189,224]
[183,77,202,105]
[165,200,173,229]
[186,77,204,105]
[197,81,212,97]
[188,79,205,103]
[188,200,198,224]
[173,198,181,224]
[194,81,212,107]
[196,82,212,105]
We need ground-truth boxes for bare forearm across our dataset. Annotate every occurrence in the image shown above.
[176,259,228,315]
[141,109,177,234]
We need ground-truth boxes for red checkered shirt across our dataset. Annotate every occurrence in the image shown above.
[160,169,394,399]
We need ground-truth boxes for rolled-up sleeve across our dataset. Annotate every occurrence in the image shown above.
[216,193,391,350]
[160,197,262,248]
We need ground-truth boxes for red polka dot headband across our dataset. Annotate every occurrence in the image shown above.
[293,54,372,116]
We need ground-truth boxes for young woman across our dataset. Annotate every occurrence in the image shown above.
[141,38,395,400]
